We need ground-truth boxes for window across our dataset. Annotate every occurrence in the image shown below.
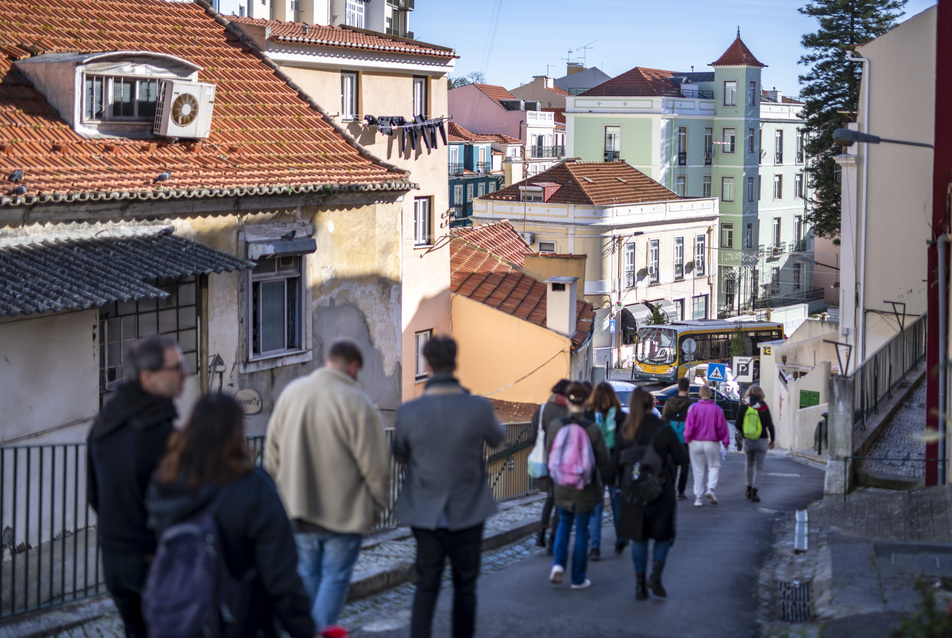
[748,81,757,106]
[448,145,461,175]
[692,294,708,319]
[453,184,462,204]
[412,76,428,118]
[793,263,802,290]
[796,129,805,164]
[758,175,762,201]
[539,241,556,253]
[747,128,755,154]
[773,217,781,247]
[795,172,804,199]
[724,274,736,310]
[345,0,365,27]
[623,242,635,288]
[746,176,755,202]
[341,71,358,121]
[250,257,304,359]
[649,240,660,284]
[674,237,684,279]
[466,183,474,201]
[674,299,685,321]
[414,330,431,380]
[695,235,706,276]
[414,197,432,246]
[721,223,734,248]
[488,181,497,194]
[675,176,686,197]
[604,126,620,161]
[477,182,486,197]
[702,175,712,198]
[722,128,735,153]
[746,223,753,249]
[724,80,737,106]
[794,215,803,250]
[774,174,783,200]
[721,176,735,202]
[677,127,687,165]
[771,267,780,286]
[704,128,713,164]
[775,129,784,164]
[84,76,158,122]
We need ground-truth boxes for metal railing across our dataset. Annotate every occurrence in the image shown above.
[604,151,620,162]
[0,422,536,619]
[530,145,564,159]
[851,314,927,433]
[449,163,464,176]
[677,151,687,166]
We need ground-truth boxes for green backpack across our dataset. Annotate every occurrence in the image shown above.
[742,406,763,440]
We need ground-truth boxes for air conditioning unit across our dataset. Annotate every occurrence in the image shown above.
[154,80,216,139]
[522,232,535,245]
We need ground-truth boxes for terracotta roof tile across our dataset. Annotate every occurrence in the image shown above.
[710,35,766,68]
[581,67,682,98]
[453,221,532,267]
[229,16,456,59]
[482,161,680,206]
[447,121,520,144]
[450,233,592,349]
[0,0,409,207]
[472,83,517,107]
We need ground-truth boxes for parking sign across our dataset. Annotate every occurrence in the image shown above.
[733,356,754,383]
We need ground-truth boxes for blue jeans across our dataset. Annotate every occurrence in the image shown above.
[630,538,673,573]
[552,506,593,586]
[589,487,621,549]
[294,530,364,631]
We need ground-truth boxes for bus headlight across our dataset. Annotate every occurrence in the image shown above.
[633,364,644,372]
[664,367,675,376]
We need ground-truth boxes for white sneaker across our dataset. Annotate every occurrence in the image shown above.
[694,497,704,507]
[549,564,564,584]
[571,579,592,590]
[706,490,718,505]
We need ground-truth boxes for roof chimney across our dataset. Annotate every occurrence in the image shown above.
[567,62,583,76]
[546,276,578,337]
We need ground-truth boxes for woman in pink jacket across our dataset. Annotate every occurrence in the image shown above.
[683,385,730,507]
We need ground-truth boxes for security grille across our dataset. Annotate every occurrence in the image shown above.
[777,580,812,623]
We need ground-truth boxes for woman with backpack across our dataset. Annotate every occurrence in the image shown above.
[545,382,610,590]
[736,384,776,503]
[585,382,624,560]
[145,393,318,638]
[615,387,689,601]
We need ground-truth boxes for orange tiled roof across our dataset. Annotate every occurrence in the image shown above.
[450,234,593,349]
[761,89,802,104]
[0,0,409,208]
[710,35,766,68]
[447,121,521,144]
[472,83,518,107]
[581,67,682,98]
[453,221,533,267]
[543,107,566,124]
[482,161,680,206]
[229,16,456,59]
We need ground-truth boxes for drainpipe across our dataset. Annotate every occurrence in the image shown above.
[939,234,949,485]
[846,50,870,367]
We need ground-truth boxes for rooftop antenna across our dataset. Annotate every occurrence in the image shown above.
[562,40,596,67]
[737,26,741,39]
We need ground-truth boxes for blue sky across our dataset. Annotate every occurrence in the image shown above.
[411,0,937,100]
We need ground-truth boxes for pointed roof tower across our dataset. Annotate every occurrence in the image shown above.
[709,27,767,68]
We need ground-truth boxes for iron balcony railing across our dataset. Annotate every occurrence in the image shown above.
[477,161,491,173]
[677,151,687,166]
[704,150,713,165]
[0,422,535,619]
[449,163,464,176]
[530,145,564,159]
[604,150,620,162]
[851,314,927,433]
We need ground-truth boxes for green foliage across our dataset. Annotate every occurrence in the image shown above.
[890,578,952,638]
[648,307,666,325]
[729,324,747,356]
[448,71,486,90]
[797,0,906,244]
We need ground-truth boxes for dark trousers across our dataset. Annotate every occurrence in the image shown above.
[101,549,149,638]
[677,442,691,495]
[411,523,484,638]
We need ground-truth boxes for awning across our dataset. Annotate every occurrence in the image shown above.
[624,303,653,326]
[652,299,679,322]
[0,229,254,317]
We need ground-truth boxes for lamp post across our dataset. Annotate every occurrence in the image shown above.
[796,254,840,271]
[833,128,935,150]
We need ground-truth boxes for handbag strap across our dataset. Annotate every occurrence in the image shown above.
[537,404,546,434]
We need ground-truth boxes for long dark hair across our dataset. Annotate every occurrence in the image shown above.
[587,381,621,415]
[620,387,655,441]
[155,393,254,490]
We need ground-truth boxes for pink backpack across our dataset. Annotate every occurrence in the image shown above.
[547,421,595,490]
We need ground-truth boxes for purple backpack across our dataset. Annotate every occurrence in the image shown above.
[548,421,596,490]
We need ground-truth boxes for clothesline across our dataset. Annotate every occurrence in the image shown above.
[362,114,450,152]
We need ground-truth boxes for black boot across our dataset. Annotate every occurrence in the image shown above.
[751,488,761,503]
[536,526,546,548]
[635,572,648,600]
[647,561,666,598]
[745,485,752,500]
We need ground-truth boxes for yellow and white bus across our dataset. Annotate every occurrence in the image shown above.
[632,320,785,384]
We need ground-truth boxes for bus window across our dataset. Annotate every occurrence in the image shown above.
[637,328,677,365]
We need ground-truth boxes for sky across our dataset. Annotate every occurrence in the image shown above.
[410,0,937,100]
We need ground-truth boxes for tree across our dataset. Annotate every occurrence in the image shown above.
[448,71,486,90]
[798,0,906,243]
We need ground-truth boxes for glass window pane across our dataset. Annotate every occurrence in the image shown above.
[260,281,286,353]
[178,307,196,329]
[138,313,157,336]
[179,281,196,305]
[179,328,197,353]
[137,79,158,119]
[121,315,137,338]
[112,78,134,117]
[116,300,138,316]
[158,309,177,333]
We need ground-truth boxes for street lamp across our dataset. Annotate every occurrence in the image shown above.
[833,128,934,150]
[797,255,840,271]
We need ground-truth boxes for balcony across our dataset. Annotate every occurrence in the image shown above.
[775,151,783,165]
[477,161,491,174]
[530,145,565,159]
[449,163,464,176]
[604,150,620,162]
[704,151,713,165]
[677,151,687,166]
[385,27,414,39]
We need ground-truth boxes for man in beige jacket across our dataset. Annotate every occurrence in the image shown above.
[265,339,390,633]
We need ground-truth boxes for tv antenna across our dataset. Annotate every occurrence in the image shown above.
[563,40,596,67]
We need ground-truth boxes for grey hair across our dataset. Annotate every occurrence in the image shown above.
[126,335,179,381]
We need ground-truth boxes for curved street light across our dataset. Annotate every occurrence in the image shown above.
[797,254,840,271]
[833,128,934,150]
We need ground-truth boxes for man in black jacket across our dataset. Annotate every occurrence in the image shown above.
[87,335,186,638]
[661,377,693,501]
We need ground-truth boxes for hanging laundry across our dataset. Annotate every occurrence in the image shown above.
[364,114,378,126]
[435,119,447,146]
[377,116,393,135]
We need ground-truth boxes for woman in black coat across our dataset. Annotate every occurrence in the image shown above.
[614,387,690,600]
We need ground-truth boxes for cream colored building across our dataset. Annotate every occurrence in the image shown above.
[472,161,719,367]
[230,17,457,399]
[835,6,935,370]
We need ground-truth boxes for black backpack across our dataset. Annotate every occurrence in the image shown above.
[619,428,664,507]
[143,487,253,638]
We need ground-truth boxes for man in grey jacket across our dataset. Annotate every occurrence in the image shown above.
[392,336,506,638]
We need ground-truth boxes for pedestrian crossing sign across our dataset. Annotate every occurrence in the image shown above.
[707,363,727,382]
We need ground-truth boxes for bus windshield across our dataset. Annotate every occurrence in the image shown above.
[636,327,678,365]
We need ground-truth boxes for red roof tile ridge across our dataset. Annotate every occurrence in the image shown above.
[710,35,766,68]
